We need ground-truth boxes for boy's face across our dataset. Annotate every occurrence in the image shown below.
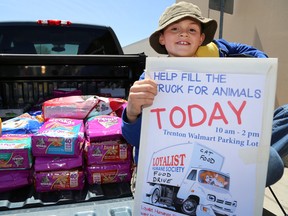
[159,18,205,57]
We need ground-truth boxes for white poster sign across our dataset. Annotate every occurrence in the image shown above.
[133,57,278,216]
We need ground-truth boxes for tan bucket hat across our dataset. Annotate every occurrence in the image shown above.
[149,1,218,54]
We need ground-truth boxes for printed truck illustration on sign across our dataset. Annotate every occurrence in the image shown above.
[145,142,237,216]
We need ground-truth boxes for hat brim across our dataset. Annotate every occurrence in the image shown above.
[149,15,217,54]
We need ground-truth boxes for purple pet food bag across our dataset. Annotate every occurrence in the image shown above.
[35,170,85,192]
[0,134,33,169]
[86,162,131,184]
[34,152,83,172]
[0,169,33,192]
[85,139,132,165]
[32,118,84,157]
[85,115,122,142]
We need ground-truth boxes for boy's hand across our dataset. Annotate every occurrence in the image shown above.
[126,79,157,123]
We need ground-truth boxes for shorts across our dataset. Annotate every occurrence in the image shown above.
[130,165,137,197]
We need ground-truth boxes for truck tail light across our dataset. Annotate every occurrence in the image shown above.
[37,20,72,26]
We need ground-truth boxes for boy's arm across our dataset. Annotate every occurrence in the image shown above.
[121,108,142,164]
[121,109,142,149]
[214,39,268,58]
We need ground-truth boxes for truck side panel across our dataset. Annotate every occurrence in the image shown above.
[147,142,224,186]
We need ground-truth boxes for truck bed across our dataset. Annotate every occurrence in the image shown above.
[0,53,145,215]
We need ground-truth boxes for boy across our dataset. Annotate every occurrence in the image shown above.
[121,2,283,193]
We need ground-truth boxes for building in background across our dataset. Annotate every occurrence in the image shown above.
[123,0,288,107]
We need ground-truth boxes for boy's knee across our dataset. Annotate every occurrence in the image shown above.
[266,147,284,187]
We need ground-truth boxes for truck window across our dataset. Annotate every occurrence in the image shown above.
[198,170,230,190]
[187,169,197,180]
[0,22,123,55]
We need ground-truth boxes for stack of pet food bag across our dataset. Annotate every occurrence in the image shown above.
[32,117,86,192]
[32,92,88,193]
[40,95,132,191]
[85,115,132,185]
[0,113,43,193]
[0,95,132,195]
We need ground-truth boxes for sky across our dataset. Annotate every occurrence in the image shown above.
[0,0,175,47]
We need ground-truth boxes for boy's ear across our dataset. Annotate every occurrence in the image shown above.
[159,33,165,45]
[200,33,206,46]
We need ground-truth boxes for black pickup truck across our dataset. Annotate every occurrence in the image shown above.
[0,20,145,216]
